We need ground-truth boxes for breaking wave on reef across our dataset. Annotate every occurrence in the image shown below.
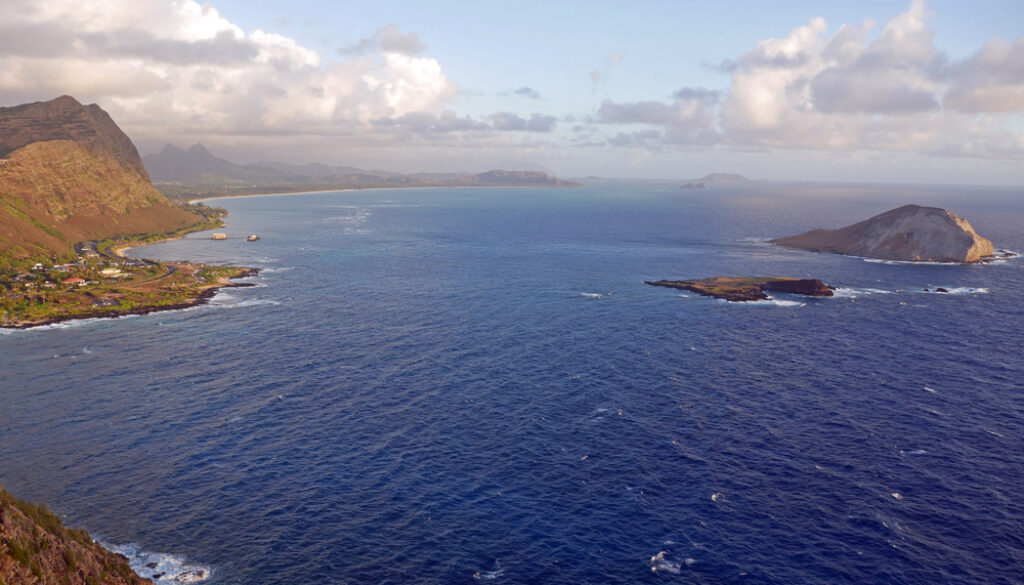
[104,543,210,584]
[918,287,989,295]
[831,287,895,298]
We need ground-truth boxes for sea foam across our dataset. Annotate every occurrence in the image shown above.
[104,543,210,584]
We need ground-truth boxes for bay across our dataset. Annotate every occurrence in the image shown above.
[2,182,1023,584]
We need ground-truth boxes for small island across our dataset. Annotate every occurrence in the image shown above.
[771,204,995,263]
[646,276,834,302]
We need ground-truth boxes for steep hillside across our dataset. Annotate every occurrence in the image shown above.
[771,204,995,262]
[0,96,149,179]
[0,97,204,264]
[0,487,149,585]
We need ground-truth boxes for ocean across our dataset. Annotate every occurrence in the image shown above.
[2,182,1023,584]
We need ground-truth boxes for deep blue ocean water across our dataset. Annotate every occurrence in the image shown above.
[2,182,1023,585]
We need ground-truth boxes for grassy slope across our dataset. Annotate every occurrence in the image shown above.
[0,140,202,265]
[0,486,149,585]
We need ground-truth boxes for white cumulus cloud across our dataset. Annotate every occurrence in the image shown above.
[595,1,1024,161]
[0,0,456,145]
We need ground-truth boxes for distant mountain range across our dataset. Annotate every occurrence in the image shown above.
[0,96,204,264]
[143,143,581,199]
[573,172,759,186]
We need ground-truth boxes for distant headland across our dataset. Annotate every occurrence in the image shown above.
[771,204,997,263]
[143,143,581,201]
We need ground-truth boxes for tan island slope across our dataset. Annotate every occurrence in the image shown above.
[771,204,994,263]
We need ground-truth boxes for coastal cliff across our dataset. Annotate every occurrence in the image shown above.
[771,204,994,263]
[0,96,204,262]
[0,487,149,585]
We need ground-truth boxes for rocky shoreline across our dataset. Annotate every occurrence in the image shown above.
[646,276,834,302]
[1,268,259,330]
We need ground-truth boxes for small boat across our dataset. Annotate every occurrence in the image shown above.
[211,233,227,240]
[247,234,260,242]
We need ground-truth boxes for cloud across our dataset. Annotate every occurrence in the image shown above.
[591,52,625,94]
[608,129,662,148]
[490,112,557,132]
[594,92,720,145]
[340,24,425,56]
[944,37,1024,113]
[591,2,1024,161]
[372,111,557,137]
[513,86,541,99]
[377,111,490,136]
[0,0,454,143]
[672,87,721,102]
[597,100,680,125]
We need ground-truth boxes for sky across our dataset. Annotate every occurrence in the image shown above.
[1,0,1023,184]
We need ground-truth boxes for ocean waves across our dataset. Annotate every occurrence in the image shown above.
[2,185,1024,585]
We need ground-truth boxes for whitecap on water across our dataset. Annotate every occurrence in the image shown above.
[258,266,294,274]
[104,543,210,584]
[208,290,280,310]
[650,551,682,574]
[919,287,989,295]
[3,314,141,334]
[580,292,603,299]
[831,287,894,298]
[473,560,505,580]
[730,298,805,308]
[863,258,961,266]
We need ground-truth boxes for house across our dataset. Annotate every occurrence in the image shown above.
[63,277,86,286]
[100,267,122,277]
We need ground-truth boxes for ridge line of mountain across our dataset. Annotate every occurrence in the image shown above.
[142,142,581,200]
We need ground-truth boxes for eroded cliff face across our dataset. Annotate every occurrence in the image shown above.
[0,96,149,180]
[0,488,150,585]
[771,204,994,263]
[0,97,202,260]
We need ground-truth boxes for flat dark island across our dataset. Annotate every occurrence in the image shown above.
[646,276,834,302]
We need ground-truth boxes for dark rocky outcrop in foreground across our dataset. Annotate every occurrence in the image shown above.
[0,486,149,584]
[646,277,834,302]
[771,204,994,263]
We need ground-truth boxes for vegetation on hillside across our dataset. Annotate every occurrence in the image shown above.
[0,485,148,585]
